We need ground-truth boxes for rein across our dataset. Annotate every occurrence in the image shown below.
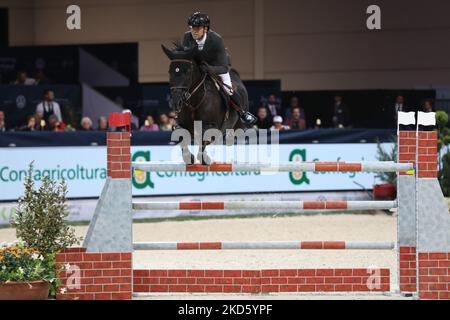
[170,60,207,112]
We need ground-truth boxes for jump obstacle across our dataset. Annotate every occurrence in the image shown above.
[132,241,395,250]
[55,111,450,300]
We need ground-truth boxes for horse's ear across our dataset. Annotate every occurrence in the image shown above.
[161,44,174,60]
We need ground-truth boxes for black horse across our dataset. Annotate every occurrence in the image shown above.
[161,43,249,165]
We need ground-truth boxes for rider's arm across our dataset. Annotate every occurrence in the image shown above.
[208,34,229,74]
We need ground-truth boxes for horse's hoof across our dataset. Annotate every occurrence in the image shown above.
[198,153,212,166]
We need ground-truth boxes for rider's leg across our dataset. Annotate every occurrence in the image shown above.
[218,73,257,125]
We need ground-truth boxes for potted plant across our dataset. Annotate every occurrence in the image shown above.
[373,137,397,200]
[0,242,55,300]
[3,162,81,300]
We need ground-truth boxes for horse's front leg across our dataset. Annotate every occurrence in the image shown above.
[181,144,195,165]
[197,141,212,165]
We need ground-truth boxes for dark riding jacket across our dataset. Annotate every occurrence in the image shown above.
[182,30,230,75]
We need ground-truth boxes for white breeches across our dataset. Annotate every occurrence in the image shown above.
[219,72,233,95]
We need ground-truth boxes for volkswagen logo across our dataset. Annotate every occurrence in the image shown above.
[16,95,26,109]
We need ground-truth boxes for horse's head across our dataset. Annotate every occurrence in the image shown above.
[161,43,200,113]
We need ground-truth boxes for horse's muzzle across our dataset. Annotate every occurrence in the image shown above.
[170,88,186,113]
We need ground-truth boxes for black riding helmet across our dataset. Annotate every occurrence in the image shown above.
[187,12,210,29]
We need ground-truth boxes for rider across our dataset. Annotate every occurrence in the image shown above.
[182,12,257,125]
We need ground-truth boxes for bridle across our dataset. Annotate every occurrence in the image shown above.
[170,59,207,113]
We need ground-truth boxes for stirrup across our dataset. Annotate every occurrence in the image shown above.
[240,111,257,125]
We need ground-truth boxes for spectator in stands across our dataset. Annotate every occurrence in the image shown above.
[167,111,177,118]
[46,114,66,132]
[36,89,63,123]
[284,107,306,130]
[140,115,159,132]
[97,116,108,131]
[271,116,290,131]
[34,113,45,131]
[0,111,6,132]
[80,117,94,131]
[264,94,282,117]
[159,113,172,131]
[284,96,306,120]
[254,106,273,130]
[384,94,408,128]
[168,113,177,130]
[122,109,138,130]
[34,70,51,85]
[393,95,407,113]
[422,99,434,112]
[18,115,38,131]
[14,71,37,85]
[331,95,350,128]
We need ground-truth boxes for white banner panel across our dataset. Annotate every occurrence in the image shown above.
[0,143,391,201]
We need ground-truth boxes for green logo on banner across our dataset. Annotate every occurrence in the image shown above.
[132,151,154,190]
[289,149,310,185]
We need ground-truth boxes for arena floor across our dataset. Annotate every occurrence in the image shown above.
[0,212,415,299]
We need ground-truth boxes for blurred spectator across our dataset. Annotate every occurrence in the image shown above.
[331,95,350,128]
[34,113,45,131]
[80,117,94,131]
[18,115,38,131]
[167,111,177,118]
[34,70,51,85]
[98,116,108,131]
[284,107,306,130]
[0,111,6,132]
[167,113,177,130]
[14,71,37,85]
[284,96,306,120]
[140,115,159,132]
[254,106,273,129]
[394,95,408,113]
[36,89,63,123]
[385,94,408,128]
[422,99,434,112]
[159,113,172,131]
[46,115,66,132]
[122,109,138,130]
[271,116,290,131]
[264,94,282,117]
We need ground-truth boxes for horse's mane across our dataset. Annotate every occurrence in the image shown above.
[171,41,184,52]
[170,41,199,61]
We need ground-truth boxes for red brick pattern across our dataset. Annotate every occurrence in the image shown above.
[399,246,417,292]
[56,249,132,300]
[107,132,131,179]
[133,269,390,293]
[418,252,450,299]
[417,131,438,178]
[398,131,416,176]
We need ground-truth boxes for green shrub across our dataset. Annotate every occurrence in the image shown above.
[375,136,397,186]
[10,162,81,257]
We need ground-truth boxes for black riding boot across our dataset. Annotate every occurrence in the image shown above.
[229,93,257,125]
